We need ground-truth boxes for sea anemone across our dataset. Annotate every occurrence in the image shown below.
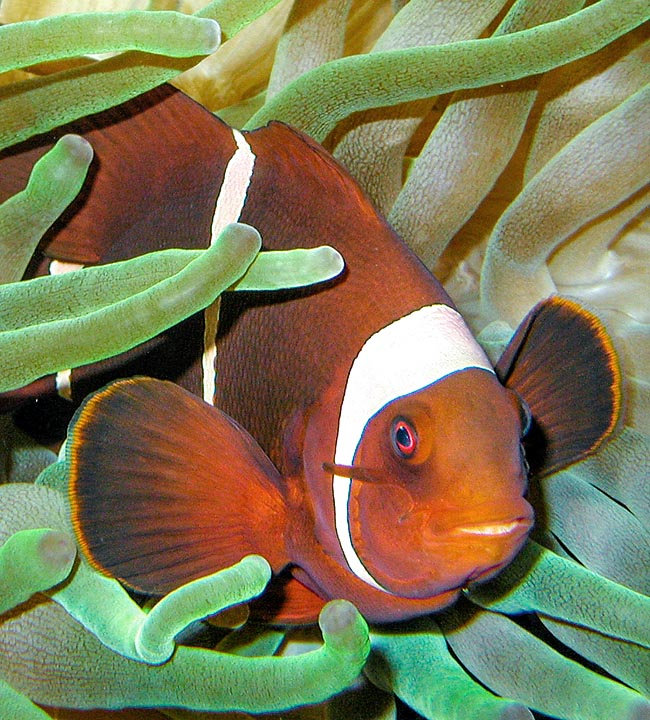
[0,1,648,719]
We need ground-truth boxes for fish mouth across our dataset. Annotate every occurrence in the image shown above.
[450,517,532,538]
[422,511,533,544]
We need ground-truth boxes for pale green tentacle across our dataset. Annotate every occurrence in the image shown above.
[388,0,584,267]
[469,541,650,649]
[201,0,284,41]
[0,680,54,720]
[0,0,283,151]
[540,468,650,594]
[0,135,92,284]
[540,616,650,697]
[0,223,261,393]
[0,219,343,394]
[440,601,650,720]
[334,0,506,214]
[1,593,369,712]
[49,552,271,664]
[480,83,650,324]
[267,0,351,99]
[0,11,221,72]
[235,245,344,290]
[247,0,649,141]
[368,617,533,720]
[0,481,369,712]
[0,528,76,615]
[0,242,342,333]
[0,482,283,673]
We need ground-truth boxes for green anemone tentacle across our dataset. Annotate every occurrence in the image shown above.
[469,541,650,649]
[0,11,221,73]
[0,528,76,615]
[0,223,261,393]
[368,617,533,720]
[0,135,92,284]
[0,0,283,151]
[246,0,650,140]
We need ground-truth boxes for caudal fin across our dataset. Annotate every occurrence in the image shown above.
[68,377,289,594]
[497,296,622,477]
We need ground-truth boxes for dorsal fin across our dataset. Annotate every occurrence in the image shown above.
[68,377,290,595]
[242,118,399,252]
[496,296,621,477]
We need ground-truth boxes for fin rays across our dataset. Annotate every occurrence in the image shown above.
[498,297,621,477]
[68,377,290,595]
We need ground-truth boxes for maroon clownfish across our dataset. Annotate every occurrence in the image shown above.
[0,86,621,623]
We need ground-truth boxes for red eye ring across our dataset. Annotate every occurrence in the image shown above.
[391,418,418,459]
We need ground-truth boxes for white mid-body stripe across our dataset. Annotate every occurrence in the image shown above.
[49,260,85,276]
[331,304,495,592]
[46,133,256,406]
[202,129,256,405]
[49,260,84,400]
[55,368,73,401]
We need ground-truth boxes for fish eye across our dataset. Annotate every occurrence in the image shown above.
[391,417,418,459]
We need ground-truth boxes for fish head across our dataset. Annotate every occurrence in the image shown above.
[306,303,535,607]
[345,367,534,599]
[314,297,621,617]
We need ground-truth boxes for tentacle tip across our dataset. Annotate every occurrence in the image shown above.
[58,134,94,166]
[315,246,345,276]
[135,634,174,666]
[223,222,263,251]
[38,530,77,574]
[628,700,650,720]
[196,18,222,53]
[318,599,364,635]
[499,704,535,720]
[241,554,272,582]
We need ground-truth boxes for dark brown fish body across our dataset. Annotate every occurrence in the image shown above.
[0,86,621,622]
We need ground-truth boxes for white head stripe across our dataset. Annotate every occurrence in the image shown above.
[332,304,495,592]
[203,129,256,405]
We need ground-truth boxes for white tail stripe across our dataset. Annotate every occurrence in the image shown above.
[202,129,256,405]
[332,304,495,592]
[49,260,84,400]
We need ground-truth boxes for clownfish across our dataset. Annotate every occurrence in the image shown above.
[0,85,621,623]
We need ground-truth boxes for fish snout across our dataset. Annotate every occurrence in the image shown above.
[350,492,533,600]
[422,495,534,550]
[419,496,534,584]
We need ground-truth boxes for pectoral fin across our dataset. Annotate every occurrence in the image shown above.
[497,296,621,477]
[68,377,289,595]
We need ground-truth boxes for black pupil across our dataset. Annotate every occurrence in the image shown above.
[396,425,411,448]
[393,421,416,457]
